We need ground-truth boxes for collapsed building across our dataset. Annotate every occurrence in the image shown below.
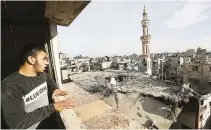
[183,60,211,93]
[68,70,211,129]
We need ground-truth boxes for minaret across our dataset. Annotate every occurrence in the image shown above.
[141,5,152,75]
[141,5,151,60]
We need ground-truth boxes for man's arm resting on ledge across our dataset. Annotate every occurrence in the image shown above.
[2,86,56,129]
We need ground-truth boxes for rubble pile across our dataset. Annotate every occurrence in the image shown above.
[115,76,198,103]
[69,71,198,103]
[69,71,117,91]
[83,110,139,129]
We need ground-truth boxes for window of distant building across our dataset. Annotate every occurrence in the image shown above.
[192,66,199,71]
[194,79,200,85]
[189,78,200,86]
[209,82,211,87]
[153,61,156,67]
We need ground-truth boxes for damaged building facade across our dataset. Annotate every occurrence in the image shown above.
[68,69,211,129]
[183,60,211,93]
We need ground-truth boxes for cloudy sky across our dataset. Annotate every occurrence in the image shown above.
[58,1,211,57]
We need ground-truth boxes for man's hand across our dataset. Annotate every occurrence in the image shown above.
[53,89,68,96]
[53,100,75,112]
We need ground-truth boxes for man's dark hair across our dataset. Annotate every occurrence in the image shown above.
[20,44,46,66]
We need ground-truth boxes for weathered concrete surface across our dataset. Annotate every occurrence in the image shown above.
[45,1,90,26]
[57,82,144,129]
[177,111,196,128]
[54,82,99,129]
[60,82,99,107]
[68,70,197,103]
[57,70,204,129]
[75,100,112,121]
[83,109,144,129]
[57,81,183,129]
[59,109,84,129]
[103,93,182,129]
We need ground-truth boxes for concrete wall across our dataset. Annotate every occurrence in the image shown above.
[183,63,211,89]
[90,62,102,71]
[49,22,62,87]
[170,57,179,69]
[200,95,211,128]
[177,66,183,75]
[189,71,200,78]
[179,57,184,65]
[103,93,180,129]
[118,64,124,70]
[152,59,161,75]
[74,58,90,67]
[182,57,191,63]
[102,62,112,69]
[177,99,197,129]
[139,66,147,72]
[146,58,152,75]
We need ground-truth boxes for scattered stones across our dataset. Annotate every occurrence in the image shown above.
[68,70,198,103]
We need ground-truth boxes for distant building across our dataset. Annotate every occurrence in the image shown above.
[150,53,155,59]
[176,65,183,84]
[183,61,211,92]
[59,52,69,69]
[167,57,190,70]
[101,61,112,70]
[152,58,161,75]
[90,60,102,71]
[197,47,207,55]
[59,52,67,59]
[177,93,211,129]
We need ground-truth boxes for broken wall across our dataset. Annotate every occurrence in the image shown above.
[139,66,147,72]
[200,95,211,128]
[170,57,180,69]
[177,98,198,128]
[103,93,181,129]
[201,64,211,89]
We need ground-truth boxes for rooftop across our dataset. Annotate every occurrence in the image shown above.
[69,70,201,103]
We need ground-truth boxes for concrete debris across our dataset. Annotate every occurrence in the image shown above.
[146,115,158,130]
[69,71,199,103]
[61,83,99,107]
[61,82,146,129]
[83,109,133,129]
[66,71,186,129]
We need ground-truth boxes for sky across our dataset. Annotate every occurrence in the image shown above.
[58,1,211,57]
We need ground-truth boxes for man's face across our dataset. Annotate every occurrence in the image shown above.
[33,51,49,72]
